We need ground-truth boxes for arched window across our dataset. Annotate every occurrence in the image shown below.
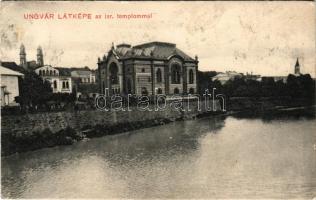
[174,88,179,94]
[189,69,194,84]
[54,71,56,76]
[141,87,148,95]
[46,69,49,76]
[171,64,181,84]
[62,81,66,89]
[156,68,162,83]
[189,88,195,94]
[53,80,57,89]
[39,70,42,76]
[50,70,53,76]
[102,81,105,94]
[127,78,132,94]
[109,63,119,84]
[157,88,162,94]
[66,81,69,89]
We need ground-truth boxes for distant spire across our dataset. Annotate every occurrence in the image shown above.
[294,57,300,75]
[20,43,25,55]
[295,58,299,67]
[20,43,27,69]
[37,46,42,54]
[37,46,44,66]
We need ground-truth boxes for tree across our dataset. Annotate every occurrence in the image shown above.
[246,79,261,97]
[17,71,53,108]
[287,74,303,97]
[210,80,223,94]
[197,70,218,95]
[261,77,276,97]
[298,74,315,98]
[275,80,287,97]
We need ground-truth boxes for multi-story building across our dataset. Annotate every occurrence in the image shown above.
[18,44,73,93]
[97,41,198,96]
[70,67,96,84]
[212,71,243,85]
[70,67,98,99]
[34,66,72,93]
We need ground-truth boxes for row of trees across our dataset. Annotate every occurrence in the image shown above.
[198,71,315,99]
[15,71,76,111]
[12,71,316,111]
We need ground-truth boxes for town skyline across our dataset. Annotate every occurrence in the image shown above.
[3,42,312,77]
[1,43,308,77]
[0,1,315,77]
[1,2,316,199]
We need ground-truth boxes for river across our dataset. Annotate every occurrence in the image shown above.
[2,113,316,199]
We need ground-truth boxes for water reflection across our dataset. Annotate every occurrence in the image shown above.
[2,114,316,199]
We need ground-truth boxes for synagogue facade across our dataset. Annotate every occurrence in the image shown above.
[97,41,198,96]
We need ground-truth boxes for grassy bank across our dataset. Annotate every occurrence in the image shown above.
[1,118,175,157]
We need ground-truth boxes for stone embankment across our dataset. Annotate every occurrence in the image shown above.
[2,100,222,156]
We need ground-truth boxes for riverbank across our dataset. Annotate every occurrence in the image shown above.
[2,97,314,157]
[227,96,315,111]
[1,118,176,156]
[2,100,219,156]
[3,112,315,199]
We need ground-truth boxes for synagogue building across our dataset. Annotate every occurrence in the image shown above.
[97,41,198,96]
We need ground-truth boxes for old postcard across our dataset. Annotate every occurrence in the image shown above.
[0,1,315,199]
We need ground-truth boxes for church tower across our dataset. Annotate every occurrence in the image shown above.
[294,58,300,75]
[37,46,44,67]
[20,44,27,69]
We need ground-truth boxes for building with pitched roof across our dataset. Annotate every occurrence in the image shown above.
[212,71,243,85]
[70,67,96,84]
[70,67,97,99]
[0,65,24,107]
[98,41,198,96]
[0,61,26,74]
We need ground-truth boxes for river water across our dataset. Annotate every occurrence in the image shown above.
[2,114,316,199]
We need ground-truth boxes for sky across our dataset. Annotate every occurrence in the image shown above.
[0,1,315,77]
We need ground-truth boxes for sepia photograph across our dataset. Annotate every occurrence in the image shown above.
[0,1,315,199]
